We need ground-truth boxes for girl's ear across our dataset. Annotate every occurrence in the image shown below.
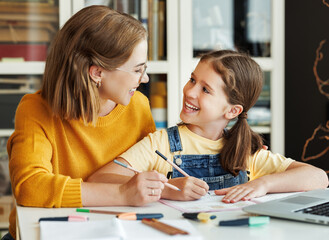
[89,65,102,84]
[225,105,243,120]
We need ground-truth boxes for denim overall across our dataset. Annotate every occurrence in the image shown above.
[167,126,248,190]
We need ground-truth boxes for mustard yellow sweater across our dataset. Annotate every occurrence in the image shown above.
[7,91,155,238]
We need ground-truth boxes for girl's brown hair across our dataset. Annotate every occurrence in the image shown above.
[41,5,147,124]
[200,50,264,176]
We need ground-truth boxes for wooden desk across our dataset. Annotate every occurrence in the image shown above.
[17,201,329,240]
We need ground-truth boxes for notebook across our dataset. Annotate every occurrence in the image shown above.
[243,189,329,225]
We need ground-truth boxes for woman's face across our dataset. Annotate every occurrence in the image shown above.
[98,39,149,106]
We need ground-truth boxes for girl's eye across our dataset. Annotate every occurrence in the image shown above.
[189,77,195,83]
[203,87,209,93]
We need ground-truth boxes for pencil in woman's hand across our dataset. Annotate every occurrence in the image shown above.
[113,159,181,191]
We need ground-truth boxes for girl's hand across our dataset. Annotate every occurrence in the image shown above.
[214,178,268,203]
[120,171,167,206]
[162,177,209,201]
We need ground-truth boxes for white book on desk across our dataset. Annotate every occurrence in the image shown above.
[39,218,203,240]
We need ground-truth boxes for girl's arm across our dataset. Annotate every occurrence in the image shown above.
[215,161,329,203]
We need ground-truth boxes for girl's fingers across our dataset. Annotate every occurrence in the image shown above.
[214,187,230,195]
[222,187,251,203]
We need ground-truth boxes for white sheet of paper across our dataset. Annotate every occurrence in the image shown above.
[40,219,123,240]
[159,191,255,213]
[159,191,302,213]
[39,218,203,240]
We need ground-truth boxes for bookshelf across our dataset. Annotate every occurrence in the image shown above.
[0,0,284,150]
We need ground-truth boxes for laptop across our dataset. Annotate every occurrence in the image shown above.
[243,189,329,225]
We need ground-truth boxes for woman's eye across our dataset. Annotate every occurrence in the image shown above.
[135,69,143,74]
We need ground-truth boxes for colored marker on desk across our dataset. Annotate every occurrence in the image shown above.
[117,212,163,220]
[219,216,270,227]
[182,212,216,223]
[113,160,181,191]
[39,215,88,222]
[76,208,126,215]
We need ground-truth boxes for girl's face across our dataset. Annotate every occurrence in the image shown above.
[98,39,149,106]
[180,61,235,136]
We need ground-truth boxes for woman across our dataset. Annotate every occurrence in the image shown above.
[5,6,167,240]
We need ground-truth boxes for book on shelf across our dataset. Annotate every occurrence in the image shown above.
[150,75,167,129]
[140,0,148,30]
[0,1,58,45]
[0,44,48,61]
[0,1,58,15]
[0,27,52,43]
[157,0,166,60]
[147,0,166,60]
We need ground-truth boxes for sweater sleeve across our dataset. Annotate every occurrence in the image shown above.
[8,95,83,208]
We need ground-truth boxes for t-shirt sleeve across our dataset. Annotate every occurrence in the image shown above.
[248,149,295,180]
[119,129,171,176]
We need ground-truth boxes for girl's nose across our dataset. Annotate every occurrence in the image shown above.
[184,84,198,99]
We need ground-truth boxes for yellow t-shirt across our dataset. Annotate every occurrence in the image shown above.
[7,90,155,239]
[121,125,294,180]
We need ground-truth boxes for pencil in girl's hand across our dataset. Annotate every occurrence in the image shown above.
[155,150,190,177]
[113,160,181,191]
[155,150,210,195]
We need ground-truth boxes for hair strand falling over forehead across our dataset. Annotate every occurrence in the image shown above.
[41,5,147,125]
[200,50,264,176]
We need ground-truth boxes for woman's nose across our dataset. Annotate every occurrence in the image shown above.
[140,73,149,84]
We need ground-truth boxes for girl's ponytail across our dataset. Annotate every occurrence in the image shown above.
[222,115,263,176]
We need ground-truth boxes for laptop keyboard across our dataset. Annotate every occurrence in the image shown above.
[296,202,329,216]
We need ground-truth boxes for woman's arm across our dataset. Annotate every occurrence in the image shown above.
[215,161,329,203]
[87,157,135,184]
[82,170,167,206]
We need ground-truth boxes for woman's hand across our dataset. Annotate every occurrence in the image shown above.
[120,171,168,206]
[214,178,268,203]
[161,177,209,201]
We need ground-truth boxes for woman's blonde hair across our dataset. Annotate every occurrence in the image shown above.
[41,5,147,124]
[200,50,264,176]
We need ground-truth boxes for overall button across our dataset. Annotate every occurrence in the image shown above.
[175,158,182,166]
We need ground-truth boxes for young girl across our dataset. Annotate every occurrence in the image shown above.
[89,50,328,203]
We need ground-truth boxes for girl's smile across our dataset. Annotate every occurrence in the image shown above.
[183,100,200,112]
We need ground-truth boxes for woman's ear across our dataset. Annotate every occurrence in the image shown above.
[225,105,243,120]
[89,65,102,84]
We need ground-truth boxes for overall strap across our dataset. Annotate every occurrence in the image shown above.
[166,126,183,152]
